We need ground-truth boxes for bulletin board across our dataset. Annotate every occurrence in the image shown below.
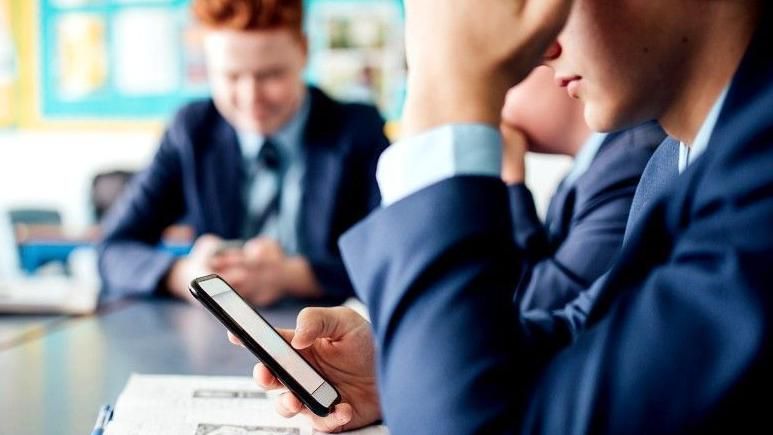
[305,0,405,121]
[38,0,209,120]
[10,0,405,129]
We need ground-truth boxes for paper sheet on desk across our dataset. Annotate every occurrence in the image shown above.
[105,374,388,435]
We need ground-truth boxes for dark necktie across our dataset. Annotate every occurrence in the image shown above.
[244,138,284,238]
[623,137,680,244]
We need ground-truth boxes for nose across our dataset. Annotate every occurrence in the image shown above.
[237,75,265,107]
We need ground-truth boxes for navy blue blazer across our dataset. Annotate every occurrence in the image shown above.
[339,9,773,434]
[99,86,389,300]
[509,123,664,340]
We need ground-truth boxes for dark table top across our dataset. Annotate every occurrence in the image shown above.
[0,298,302,435]
[0,313,67,350]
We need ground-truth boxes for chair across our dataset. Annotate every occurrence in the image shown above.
[90,170,135,222]
[7,207,64,274]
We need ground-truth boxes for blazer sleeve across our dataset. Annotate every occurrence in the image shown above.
[339,167,771,433]
[512,136,657,345]
[97,124,187,297]
[507,183,549,259]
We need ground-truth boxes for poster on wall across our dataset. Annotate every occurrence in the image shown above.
[112,8,179,95]
[40,0,208,120]
[306,0,405,120]
[54,13,108,99]
[34,0,405,123]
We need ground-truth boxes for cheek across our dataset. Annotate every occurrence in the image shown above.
[211,80,239,109]
[266,78,301,109]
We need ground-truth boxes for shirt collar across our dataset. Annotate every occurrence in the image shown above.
[562,132,608,188]
[238,87,310,161]
[678,85,729,173]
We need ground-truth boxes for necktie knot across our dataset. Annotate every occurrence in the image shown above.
[258,138,282,170]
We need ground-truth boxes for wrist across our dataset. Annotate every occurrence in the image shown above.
[281,257,323,298]
[165,259,191,300]
[502,159,526,184]
[401,73,509,138]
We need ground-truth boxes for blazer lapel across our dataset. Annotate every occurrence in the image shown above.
[298,88,343,257]
[201,116,245,238]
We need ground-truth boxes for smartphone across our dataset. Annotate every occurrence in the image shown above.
[189,274,341,416]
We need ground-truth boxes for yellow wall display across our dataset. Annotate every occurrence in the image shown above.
[6,0,163,131]
[3,0,404,132]
[0,0,15,127]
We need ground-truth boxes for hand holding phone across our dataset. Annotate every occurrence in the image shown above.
[246,306,383,433]
[189,274,340,416]
[212,239,245,257]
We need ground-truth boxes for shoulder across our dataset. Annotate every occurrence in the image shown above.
[599,122,665,170]
[581,123,665,188]
[571,123,665,211]
[168,99,220,131]
[163,98,232,152]
[306,86,388,152]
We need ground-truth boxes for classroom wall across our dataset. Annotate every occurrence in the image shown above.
[0,128,160,232]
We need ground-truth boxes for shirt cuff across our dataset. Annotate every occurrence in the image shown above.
[376,124,503,206]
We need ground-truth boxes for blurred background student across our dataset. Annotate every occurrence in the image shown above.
[98,0,390,306]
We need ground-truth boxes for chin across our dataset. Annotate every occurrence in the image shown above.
[584,104,626,133]
[235,117,272,135]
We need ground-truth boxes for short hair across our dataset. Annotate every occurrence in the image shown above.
[192,0,303,34]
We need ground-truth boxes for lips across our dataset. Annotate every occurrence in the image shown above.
[556,75,581,88]
[556,75,582,98]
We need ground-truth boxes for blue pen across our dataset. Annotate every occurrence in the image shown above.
[91,404,113,435]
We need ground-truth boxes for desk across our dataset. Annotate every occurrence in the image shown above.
[0,313,67,350]
[0,299,301,435]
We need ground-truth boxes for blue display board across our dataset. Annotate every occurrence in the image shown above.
[38,0,405,121]
[40,0,209,119]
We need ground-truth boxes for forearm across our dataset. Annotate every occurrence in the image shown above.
[401,75,507,138]
[507,183,550,260]
[341,177,530,434]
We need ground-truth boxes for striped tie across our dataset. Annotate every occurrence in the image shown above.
[244,137,284,238]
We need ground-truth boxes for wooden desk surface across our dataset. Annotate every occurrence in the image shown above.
[0,298,301,435]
